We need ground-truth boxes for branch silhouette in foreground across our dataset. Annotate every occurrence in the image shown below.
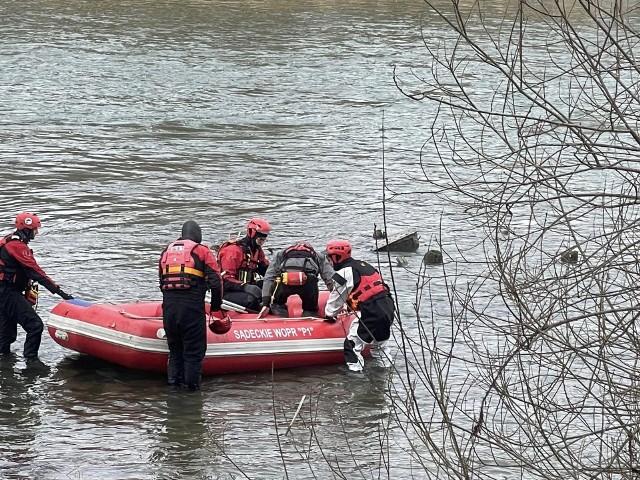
[389,0,640,477]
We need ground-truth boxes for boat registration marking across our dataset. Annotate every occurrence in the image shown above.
[234,326,313,340]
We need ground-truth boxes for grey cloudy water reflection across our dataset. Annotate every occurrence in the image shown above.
[0,0,441,478]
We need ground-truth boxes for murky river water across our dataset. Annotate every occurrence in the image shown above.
[1,0,456,478]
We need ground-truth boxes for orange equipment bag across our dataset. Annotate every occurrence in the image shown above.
[281,272,307,286]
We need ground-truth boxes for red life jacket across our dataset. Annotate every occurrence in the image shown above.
[348,260,388,309]
[160,239,206,290]
[0,234,21,283]
[283,242,315,256]
[281,242,319,274]
[219,240,262,284]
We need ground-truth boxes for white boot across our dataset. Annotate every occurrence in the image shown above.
[370,340,392,368]
[345,320,366,372]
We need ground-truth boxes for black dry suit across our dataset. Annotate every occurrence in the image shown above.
[0,229,69,358]
[159,220,222,390]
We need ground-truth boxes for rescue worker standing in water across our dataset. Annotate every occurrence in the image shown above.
[0,212,74,360]
[323,239,395,372]
[159,220,223,390]
[261,242,334,318]
[217,218,271,312]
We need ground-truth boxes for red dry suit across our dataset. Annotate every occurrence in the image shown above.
[217,237,269,289]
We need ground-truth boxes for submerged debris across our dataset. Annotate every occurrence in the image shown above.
[396,256,409,267]
[423,250,443,265]
[374,231,419,253]
[560,249,579,264]
[373,229,386,239]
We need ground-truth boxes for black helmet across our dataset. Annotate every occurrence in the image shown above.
[181,220,202,243]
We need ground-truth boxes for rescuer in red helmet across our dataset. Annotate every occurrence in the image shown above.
[324,239,396,372]
[0,212,74,361]
[217,217,271,312]
[159,220,224,391]
[261,242,335,318]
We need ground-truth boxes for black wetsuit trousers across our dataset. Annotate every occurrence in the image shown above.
[272,275,320,313]
[0,289,44,358]
[356,293,395,343]
[162,295,207,390]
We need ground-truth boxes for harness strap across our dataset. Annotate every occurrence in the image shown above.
[163,265,205,277]
[351,280,384,300]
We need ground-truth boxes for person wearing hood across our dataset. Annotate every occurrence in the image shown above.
[159,220,223,390]
[0,212,74,361]
[216,217,271,312]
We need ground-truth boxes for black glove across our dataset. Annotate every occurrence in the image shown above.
[211,295,222,313]
[261,296,271,307]
[324,315,336,323]
[57,288,74,300]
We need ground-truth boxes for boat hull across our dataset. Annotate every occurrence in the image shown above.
[47,292,353,375]
[373,230,419,252]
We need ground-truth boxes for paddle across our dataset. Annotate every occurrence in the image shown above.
[221,299,259,314]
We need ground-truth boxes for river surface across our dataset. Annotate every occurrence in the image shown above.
[1,0,470,478]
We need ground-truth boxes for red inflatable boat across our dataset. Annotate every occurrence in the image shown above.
[47,291,354,375]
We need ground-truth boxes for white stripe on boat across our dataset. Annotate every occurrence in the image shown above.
[47,313,344,357]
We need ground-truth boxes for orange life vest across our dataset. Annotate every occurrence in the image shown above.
[347,260,388,310]
[160,239,205,290]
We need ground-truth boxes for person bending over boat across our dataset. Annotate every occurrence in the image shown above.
[0,212,74,361]
[261,242,334,318]
[217,217,271,312]
[159,220,223,391]
[323,239,395,372]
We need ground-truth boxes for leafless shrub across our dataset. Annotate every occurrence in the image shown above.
[387,0,640,477]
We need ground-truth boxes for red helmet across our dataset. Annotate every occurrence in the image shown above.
[15,212,42,230]
[246,217,271,238]
[209,316,232,334]
[326,239,351,264]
